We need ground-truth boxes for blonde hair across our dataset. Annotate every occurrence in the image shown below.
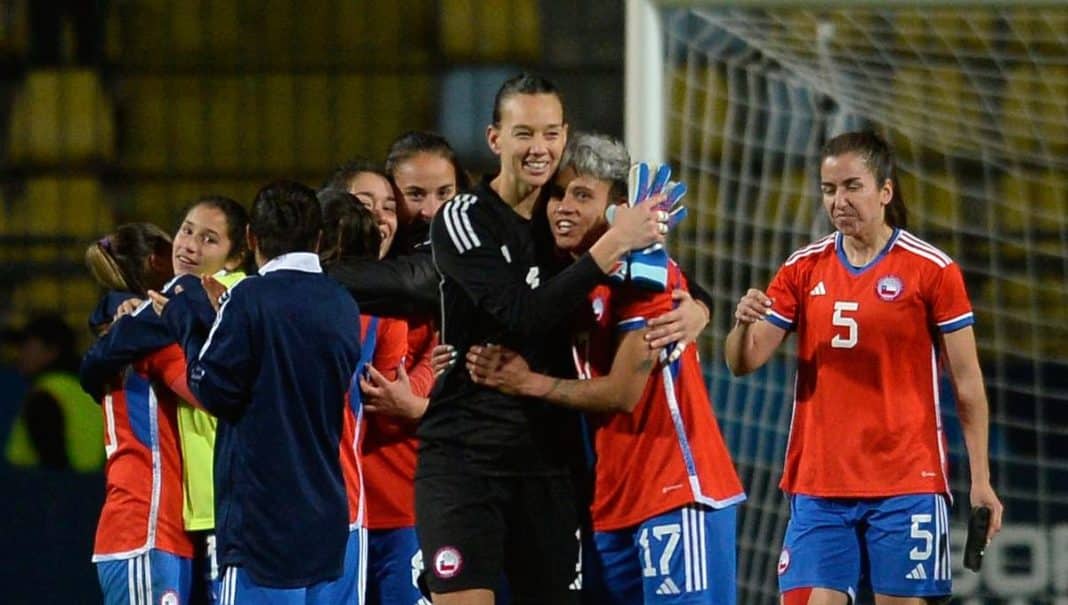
[85,223,173,295]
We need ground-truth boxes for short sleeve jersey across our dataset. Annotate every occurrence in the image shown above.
[355,315,416,529]
[93,344,195,561]
[576,261,746,531]
[765,229,974,497]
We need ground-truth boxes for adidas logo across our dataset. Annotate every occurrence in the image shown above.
[809,281,826,296]
[656,578,681,595]
[905,563,927,580]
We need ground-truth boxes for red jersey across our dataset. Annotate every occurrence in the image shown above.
[340,315,408,527]
[362,315,436,529]
[93,344,195,561]
[765,229,974,498]
[576,261,745,532]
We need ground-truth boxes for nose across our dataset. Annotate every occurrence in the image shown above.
[529,135,548,155]
[420,203,437,221]
[555,195,579,214]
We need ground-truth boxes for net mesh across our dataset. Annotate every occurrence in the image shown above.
[660,6,1067,603]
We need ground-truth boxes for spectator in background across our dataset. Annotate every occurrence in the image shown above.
[5,313,102,472]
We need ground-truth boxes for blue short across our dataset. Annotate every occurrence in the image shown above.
[778,494,952,600]
[97,550,193,605]
[584,503,738,605]
[217,528,365,605]
[366,526,428,605]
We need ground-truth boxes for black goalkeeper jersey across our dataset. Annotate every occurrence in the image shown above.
[418,179,604,476]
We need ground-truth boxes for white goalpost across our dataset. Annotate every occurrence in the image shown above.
[626,1,1068,603]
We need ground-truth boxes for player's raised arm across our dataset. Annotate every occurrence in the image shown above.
[430,195,663,341]
[725,287,788,375]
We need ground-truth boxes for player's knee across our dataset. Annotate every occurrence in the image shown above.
[782,587,814,605]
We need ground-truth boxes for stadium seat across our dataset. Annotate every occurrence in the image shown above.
[8,70,116,165]
[8,178,111,262]
[1003,65,1065,159]
[772,169,816,232]
[896,9,998,55]
[122,179,262,230]
[999,171,1066,233]
[914,172,959,229]
[440,0,539,62]
[892,65,980,156]
[14,177,111,234]
[668,65,728,164]
[10,277,101,338]
[1008,7,1067,56]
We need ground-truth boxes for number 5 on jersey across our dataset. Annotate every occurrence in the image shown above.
[831,301,859,349]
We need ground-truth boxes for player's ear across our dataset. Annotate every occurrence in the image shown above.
[487,125,502,156]
[880,178,893,207]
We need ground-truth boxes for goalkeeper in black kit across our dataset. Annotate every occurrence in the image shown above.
[415,73,670,605]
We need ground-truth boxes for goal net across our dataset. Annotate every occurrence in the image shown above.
[627,2,1067,602]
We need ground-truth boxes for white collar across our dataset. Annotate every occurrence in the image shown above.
[258,252,323,276]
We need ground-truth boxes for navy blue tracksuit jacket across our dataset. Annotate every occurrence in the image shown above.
[167,252,361,588]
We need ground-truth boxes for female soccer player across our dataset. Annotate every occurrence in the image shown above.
[387,130,471,232]
[417,73,669,605]
[323,160,398,260]
[82,198,249,605]
[464,132,745,605]
[316,188,410,604]
[724,131,1003,604]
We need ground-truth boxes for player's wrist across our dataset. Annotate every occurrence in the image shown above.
[589,230,629,273]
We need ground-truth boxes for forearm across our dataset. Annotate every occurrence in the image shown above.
[328,256,439,317]
[587,229,633,273]
[955,382,992,484]
[725,322,756,375]
[519,372,633,413]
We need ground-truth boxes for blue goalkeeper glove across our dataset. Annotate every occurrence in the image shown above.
[616,163,688,291]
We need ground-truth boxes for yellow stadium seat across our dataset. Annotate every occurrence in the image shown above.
[892,65,981,155]
[10,277,102,340]
[1008,7,1067,56]
[773,169,817,232]
[905,9,999,55]
[8,69,116,165]
[123,179,262,232]
[13,177,111,235]
[1003,66,1065,158]
[668,65,729,165]
[1000,171,1067,233]
[441,0,539,62]
[333,74,434,165]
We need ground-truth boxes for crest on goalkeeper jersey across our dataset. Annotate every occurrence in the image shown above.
[876,275,904,301]
[591,296,605,321]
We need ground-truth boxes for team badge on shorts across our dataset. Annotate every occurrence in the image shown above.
[433,546,463,579]
[161,591,179,605]
[777,548,791,576]
[875,275,904,301]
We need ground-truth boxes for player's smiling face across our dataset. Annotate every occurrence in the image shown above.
[546,167,613,257]
[820,152,892,238]
[172,204,238,276]
[348,172,398,259]
[489,93,567,188]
